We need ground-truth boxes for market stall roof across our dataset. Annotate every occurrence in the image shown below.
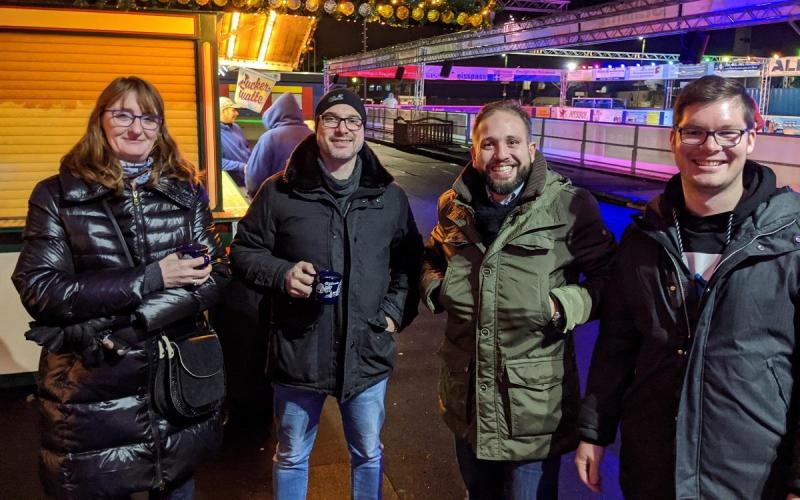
[0,1,316,72]
[218,11,316,71]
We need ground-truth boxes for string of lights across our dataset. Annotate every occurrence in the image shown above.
[64,0,498,28]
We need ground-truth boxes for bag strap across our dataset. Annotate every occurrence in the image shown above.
[101,199,135,268]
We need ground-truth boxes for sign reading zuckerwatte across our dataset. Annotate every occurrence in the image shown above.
[235,68,280,114]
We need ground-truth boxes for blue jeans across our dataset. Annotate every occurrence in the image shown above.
[272,379,388,500]
[455,437,560,500]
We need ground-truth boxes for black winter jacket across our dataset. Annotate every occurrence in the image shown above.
[579,162,800,499]
[12,167,229,498]
[230,136,422,401]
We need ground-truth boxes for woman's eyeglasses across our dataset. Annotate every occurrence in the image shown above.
[105,109,163,131]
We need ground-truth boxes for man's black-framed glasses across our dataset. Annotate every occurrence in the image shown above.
[676,127,750,148]
[320,113,363,131]
[105,109,163,131]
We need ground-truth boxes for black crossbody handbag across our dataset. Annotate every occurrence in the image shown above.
[152,323,225,419]
[102,198,225,420]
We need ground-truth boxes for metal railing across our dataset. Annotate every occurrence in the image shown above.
[393,117,454,146]
[365,106,800,185]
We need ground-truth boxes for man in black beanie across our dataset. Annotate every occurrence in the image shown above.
[230,87,422,499]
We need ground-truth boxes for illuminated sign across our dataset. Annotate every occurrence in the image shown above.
[769,57,800,76]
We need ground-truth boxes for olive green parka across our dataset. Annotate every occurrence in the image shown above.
[421,151,616,460]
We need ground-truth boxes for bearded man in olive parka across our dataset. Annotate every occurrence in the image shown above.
[421,101,616,498]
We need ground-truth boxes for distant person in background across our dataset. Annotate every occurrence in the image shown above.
[383,92,398,108]
[219,96,250,187]
[246,93,313,199]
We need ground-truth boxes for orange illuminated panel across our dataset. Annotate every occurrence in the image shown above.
[0,7,197,37]
[0,32,197,223]
[217,12,315,72]
[201,41,219,210]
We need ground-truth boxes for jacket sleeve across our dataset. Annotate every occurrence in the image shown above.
[12,182,148,324]
[420,193,450,314]
[133,186,231,332]
[578,228,641,445]
[222,157,246,176]
[381,191,423,331]
[548,188,617,331]
[245,135,268,199]
[229,182,295,293]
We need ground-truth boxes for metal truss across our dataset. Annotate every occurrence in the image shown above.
[496,0,570,14]
[522,48,679,61]
[518,48,731,62]
[327,0,800,73]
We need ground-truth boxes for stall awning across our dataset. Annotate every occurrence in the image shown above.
[217,12,316,72]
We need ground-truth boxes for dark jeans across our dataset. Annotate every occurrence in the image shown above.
[455,438,560,500]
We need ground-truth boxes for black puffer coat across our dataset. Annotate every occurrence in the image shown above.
[230,136,422,401]
[12,167,230,499]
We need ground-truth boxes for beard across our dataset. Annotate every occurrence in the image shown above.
[484,161,531,195]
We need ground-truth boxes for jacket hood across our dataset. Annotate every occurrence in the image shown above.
[282,134,394,191]
[641,161,793,233]
[452,148,550,204]
[58,164,198,209]
[262,93,306,130]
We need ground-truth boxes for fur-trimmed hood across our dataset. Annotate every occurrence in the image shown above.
[281,134,394,191]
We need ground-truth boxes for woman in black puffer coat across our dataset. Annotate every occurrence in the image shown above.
[12,76,230,499]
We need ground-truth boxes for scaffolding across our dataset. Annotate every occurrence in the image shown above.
[498,0,570,14]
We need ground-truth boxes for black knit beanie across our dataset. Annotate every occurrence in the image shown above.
[315,88,367,124]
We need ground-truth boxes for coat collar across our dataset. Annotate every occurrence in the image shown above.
[638,161,791,236]
[59,165,197,209]
[282,135,394,192]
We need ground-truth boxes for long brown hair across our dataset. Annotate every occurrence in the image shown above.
[61,76,199,192]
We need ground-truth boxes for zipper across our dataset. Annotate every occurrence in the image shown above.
[134,184,164,489]
[665,250,692,349]
[147,335,165,490]
[710,218,797,283]
[695,218,798,312]
[130,185,148,260]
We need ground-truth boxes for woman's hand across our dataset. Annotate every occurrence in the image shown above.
[158,253,212,289]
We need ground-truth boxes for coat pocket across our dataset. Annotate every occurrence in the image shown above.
[504,357,564,437]
[359,318,397,378]
[437,344,473,424]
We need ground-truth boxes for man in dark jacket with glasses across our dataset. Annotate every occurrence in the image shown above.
[231,88,422,500]
[576,75,800,499]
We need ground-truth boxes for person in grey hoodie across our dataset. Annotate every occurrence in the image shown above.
[246,92,313,199]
